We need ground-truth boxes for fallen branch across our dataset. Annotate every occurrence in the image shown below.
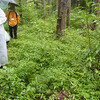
[61,91,72,99]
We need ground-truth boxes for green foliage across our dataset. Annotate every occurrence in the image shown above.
[0,67,25,99]
[70,9,86,28]
[1,2,100,100]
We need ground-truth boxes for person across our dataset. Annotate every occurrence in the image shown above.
[5,30,10,44]
[0,7,8,69]
[6,6,20,39]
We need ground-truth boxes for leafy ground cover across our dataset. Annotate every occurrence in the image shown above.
[0,5,100,100]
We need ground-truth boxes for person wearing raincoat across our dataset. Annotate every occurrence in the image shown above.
[0,0,9,68]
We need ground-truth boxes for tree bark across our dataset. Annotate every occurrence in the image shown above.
[43,0,46,19]
[66,0,71,27]
[96,0,100,15]
[49,0,52,15]
[56,0,67,39]
[56,0,58,10]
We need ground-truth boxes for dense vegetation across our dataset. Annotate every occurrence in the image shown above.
[0,1,100,100]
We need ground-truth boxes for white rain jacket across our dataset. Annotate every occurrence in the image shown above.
[0,8,8,66]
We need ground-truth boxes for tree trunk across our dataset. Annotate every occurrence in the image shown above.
[49,0,52,15]
[92,0,94,13]
[43,0,46,19]
[96,0,100,15]
[56,0,58,10]
[66,0,71,27]
[56,0,67,39]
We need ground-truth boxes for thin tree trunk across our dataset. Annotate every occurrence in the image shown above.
[56,0,58,10]
[49,0,52,15]
[66,0,71,27]
[96,0,100,15]
[43,0,46,19]
[56,0,67,39]
[92,0,94,13]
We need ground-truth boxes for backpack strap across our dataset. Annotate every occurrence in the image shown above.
[8,11,11,19]
[15,12,18,18]
[8,11,11,24]
[8,11,18,18]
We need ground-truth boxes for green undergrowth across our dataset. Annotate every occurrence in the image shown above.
[0,10,100,100]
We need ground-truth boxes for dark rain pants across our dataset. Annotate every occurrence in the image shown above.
[9,25,17,39]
